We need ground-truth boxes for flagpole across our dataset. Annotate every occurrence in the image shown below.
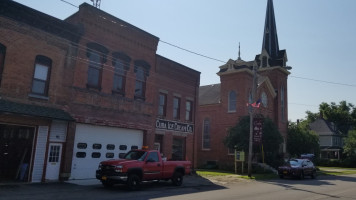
[248,64,257,178]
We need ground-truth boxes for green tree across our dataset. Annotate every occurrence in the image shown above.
[306,101,356,135]
[287,121,320,158]
[224,116,283,167]
[344,130,356,157]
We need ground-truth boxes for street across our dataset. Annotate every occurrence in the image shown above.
[1,174,356,200]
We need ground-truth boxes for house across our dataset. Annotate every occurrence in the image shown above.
[309,118,344,159]
[195,0,290,169]
[0,0,199,183]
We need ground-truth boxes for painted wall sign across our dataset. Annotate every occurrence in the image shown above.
[155,119,194,133]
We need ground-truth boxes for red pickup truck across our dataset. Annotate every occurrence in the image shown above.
[95,149,192,190]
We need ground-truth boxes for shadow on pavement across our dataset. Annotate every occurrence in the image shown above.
[0,174,227,200]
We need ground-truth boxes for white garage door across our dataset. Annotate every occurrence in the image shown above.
[70,124,143,180]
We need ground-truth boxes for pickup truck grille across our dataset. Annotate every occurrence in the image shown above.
[100,165,116,172]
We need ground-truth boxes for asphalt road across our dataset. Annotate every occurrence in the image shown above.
[1,174,356,200]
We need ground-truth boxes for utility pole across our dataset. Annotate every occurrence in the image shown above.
[248,64,257,177]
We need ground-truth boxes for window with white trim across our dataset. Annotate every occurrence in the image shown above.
[31,55,51,96]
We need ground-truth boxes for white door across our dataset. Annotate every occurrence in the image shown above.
[70,124,143,179]
[45,143,62,180]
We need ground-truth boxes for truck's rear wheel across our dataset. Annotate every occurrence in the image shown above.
[127,174,141,190]
[172,172,183,186]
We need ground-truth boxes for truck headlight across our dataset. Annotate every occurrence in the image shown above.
[115,165,123,172]
[98,163,102,170]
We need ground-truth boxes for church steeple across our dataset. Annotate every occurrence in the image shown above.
[262,0,279,59]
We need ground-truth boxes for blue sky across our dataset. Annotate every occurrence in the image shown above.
[13,0,356,122]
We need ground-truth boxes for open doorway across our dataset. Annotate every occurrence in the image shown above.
[0,124,35,182]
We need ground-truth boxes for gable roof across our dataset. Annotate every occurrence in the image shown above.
[309,118,342,136]
[199,84,221,105]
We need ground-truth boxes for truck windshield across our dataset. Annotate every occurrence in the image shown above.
[124,151,147,161]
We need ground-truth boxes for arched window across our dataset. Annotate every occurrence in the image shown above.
[228,90,237,112]
[281,85,285,121]
[202,118,211,149]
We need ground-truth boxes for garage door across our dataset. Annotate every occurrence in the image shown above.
[70,124,143,179]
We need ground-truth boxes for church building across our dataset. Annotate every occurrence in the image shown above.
[195,0,291,169]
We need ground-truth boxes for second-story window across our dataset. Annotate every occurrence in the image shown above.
[31,55,51,96]
[86,43,108,90]
[173,97,180,120]
[158,93,167,117]
[134,60,150,100]
[0,43,6,86]
[185,100,193,121]
[112,52,130,95]
[228,90,237,112]
[87,51,103,89]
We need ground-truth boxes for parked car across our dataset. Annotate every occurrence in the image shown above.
[301,153,315,161]
[96,149,191,190]
[278,159,317,179]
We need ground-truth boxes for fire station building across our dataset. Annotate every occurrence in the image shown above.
[0,0,199,183]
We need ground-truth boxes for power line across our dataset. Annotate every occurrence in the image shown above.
[9,2,356,89]
[290,75,356,88]
[60,0,78,8]
[159,40,225,63]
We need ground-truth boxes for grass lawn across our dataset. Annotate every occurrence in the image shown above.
[318,167,356,176]
[195,169,278,180]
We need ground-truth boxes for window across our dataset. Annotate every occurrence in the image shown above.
[106,153,114,158]
[134,60,150,100]
[185,100,193,121]
[92,143,102,149]
[131,145,138,150]
[76,152,86,158]
[203,118,211,149]
[0,43,6,86]
[86,43,108,90]
[92,152,101,158]
[262,56,267,68]
[106,144,115,150]
[31,55,51,96]
[146,152,159,162]
[228,91,237,112]
[48,145,60,162]
[112,52,130,95]
[158,93,167,117]
[77,143,87,149]
[119,145,127,150]
[261,92,268,107]
[87,51,103,89]
[134,66,146,99]
[173,97,180,120]
[281,85,285,121]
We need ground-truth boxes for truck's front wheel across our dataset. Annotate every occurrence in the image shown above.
[172,172,183,186]
[127,174,141,190]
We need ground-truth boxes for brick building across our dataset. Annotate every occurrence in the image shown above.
[195,0,290,169]
[0,0,199,183]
